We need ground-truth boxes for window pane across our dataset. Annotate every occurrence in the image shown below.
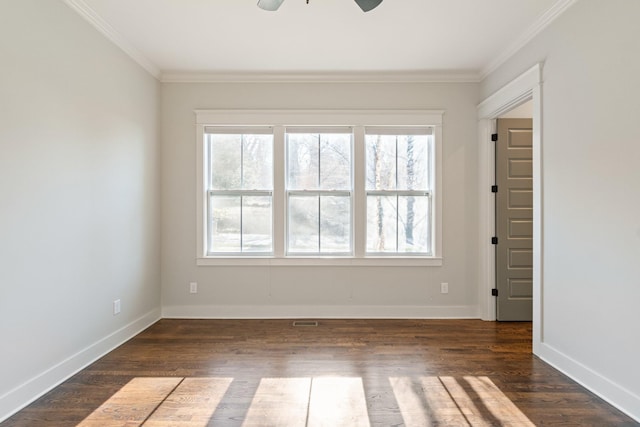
[243,134,273,190]
[288,195,319,253]
[365,135,397,190]
[320,134,351,190]
[288,133,352,191]
[209,133,273,191]
[210,135,241,190]
[366,195,397,252]
[209,195,272,254]
[397,135,429,190]
[209,195,241,252]
[398,196,430,253]
[320,196,351,252]
[242,196,272,252]
[287,134,319,190]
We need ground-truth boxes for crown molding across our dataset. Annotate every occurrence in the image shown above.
[61,0,161,79]
[62,0,573,85]
[160,70,481,84]
[480,0,578,80]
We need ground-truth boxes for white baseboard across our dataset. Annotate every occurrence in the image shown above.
[162,304,479,319]
[537,342,640,422]
[0,308,161,423]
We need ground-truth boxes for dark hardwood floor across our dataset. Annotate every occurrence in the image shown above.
[2,319,637,426]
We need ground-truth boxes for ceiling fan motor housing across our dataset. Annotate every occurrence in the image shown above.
[257,0,383,12]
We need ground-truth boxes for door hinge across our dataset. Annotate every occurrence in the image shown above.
[491,133,498,142]
[491,185,498,193]
[491,237,498,245]
[491,288,499,296]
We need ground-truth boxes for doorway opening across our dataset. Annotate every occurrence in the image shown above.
[477,63,542,353]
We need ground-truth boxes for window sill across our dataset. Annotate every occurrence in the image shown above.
[196,257,443,267]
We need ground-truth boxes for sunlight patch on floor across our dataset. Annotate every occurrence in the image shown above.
[307,377,370,427]
[464,376,535,426]
[390,376,535,427]
[146,377,233,426]
[76,375,533,426]
[76,377,182,426]
[242,377,311,426]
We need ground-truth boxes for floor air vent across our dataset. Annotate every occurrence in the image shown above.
[292,320,318,327]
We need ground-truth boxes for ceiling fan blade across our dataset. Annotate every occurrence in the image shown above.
[257,0,285,11]
[354,0,383,12]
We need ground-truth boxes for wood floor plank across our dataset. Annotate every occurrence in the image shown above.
[2,319,638,427]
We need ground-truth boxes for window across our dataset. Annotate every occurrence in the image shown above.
[205,128,273,255]
[366,128,433,255]
[286,129,353,254]
[196,110,442,266]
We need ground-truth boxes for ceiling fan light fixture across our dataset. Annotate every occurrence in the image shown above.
[354,0,383,12]
[257,0,285,11]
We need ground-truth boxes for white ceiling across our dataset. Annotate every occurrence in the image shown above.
[66,0,572,80]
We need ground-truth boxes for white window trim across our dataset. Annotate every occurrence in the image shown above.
[196,109,443,267]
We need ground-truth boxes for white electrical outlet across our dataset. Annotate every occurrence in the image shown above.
[190,282,198,294]
[440,283,449,294]
[113,299,121,315]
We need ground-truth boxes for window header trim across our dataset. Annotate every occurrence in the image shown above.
[204,126,273,134]
[365,126,434,136]
[196,109,444,127]
[286,126,353,134]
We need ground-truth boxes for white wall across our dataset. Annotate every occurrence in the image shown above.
[161,82,480,318]
[0,0,161,420]
[481,0,640,419]
[499,100,532,118]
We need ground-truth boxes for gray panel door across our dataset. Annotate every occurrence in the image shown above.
[496,119,533,321]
